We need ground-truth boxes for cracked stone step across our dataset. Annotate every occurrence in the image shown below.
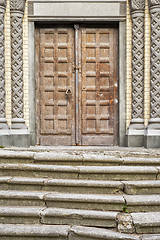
[123,181,160,195]
[0,206,118,227]
[0,191,125,210]
[41,207,118,227]
[69,226,140,240]
[0,224,70,240]
[0,224,140,240]
[0,164,158,180]
[0,177,124,194]
[131,212,160,234]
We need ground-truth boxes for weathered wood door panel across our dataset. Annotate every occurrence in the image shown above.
[36,24,118,146]
[80,27,118,145]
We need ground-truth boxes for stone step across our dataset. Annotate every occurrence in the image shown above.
[0,190,160,212]
[1,150,160,166]
[0,224,141,240]
[0,164,158,180]
[0,224,70,240]
[131,212,160,234]
[0,206,118,227]
[1,177,160,195]
[68,226,140,240]
[0,177,124,194]
[124,181,160,195]
[0,191,124,211]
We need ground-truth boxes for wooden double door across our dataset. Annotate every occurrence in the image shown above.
[36,24,118,146]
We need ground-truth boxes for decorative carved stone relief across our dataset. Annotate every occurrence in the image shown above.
[130,0,145,121]
[10,0,28,130]
[131,13,145,119]
[149,0,160,8]
[11,15,24,119]
[130,0,145,12]
[10,0,26,12]
[149,2,160,118]
[0,1,7,127]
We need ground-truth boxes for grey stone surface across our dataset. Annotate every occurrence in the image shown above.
[131,212,160,234]
[145,136,160,148]
[69,226,140,240]
[41,208,118,227]
[78,165,158,181]
[0,190,47,207]
[122,157,160,165]
[28,1,126,21]
[0,135,12,148]
[11,134,31,147]
[123,181,160,195]
[124,195,160,212]
[0,224,70,237]
[127,135,144,147]
[44,192,124,211]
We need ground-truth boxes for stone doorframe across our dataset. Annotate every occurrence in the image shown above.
[28,0,126,146]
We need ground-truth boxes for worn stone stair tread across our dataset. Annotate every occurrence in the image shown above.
[122,157,160,165]
[131,212,160,225]
[0,190,125,203]
[69,226,139,240]
[1,190,160,205]
[125,194,160,205]
[0,206,117,218]
[0,206,43,217]
[0,224,140,239]
[0,163,158,173]
[0,224,70,237]
[123,180,160,194]
[0,176,123,187]
[124,180,160,187]
[0,151,35,159]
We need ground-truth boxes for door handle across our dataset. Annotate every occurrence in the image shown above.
[66,88,72,97]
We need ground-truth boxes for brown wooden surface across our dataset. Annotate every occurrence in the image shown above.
[36,24,118,146]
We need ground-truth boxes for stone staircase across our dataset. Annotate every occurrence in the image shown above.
[0,147,160,239]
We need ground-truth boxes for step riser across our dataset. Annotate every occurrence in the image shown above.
[0,217,40,225]
[46,201,123,211]
[0,171,78,179]
[135,227,160,234]
[124,187,160,195]
[0,171,157,181]
[0,199,45,207]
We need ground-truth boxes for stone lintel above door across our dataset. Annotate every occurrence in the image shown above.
[28,0,126,21]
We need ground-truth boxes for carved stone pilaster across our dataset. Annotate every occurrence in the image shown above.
[0,0,9,133]
[145,0,160,148]
[127,0,145,147]
[10,0,28,132]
